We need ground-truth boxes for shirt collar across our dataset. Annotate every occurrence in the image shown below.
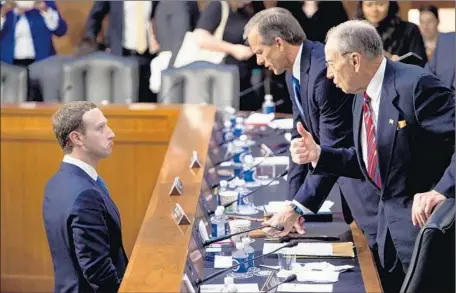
[292,43,304,82]
[63,155,98,181]
[365,57,387,102]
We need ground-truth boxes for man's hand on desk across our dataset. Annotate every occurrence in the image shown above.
[412,190,446,227]
[263,203,305,237]
[290,122,321,166]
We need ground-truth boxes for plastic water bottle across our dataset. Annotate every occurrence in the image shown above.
[242,155,260,188]
[222,121,233,142]
[239,135,250,154]
[210,206,227,238]
[236,180,254,214]
[221,277,238,293]
[232,242,248,273]
[242,237,255,270]
[262,94,275,114]
[232,140,245,178]
[217,180,228,206]
[233,117,245,138]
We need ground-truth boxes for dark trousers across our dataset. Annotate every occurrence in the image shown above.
[372,231,406,293]
[122,48,157,103]
[13,58,35,101]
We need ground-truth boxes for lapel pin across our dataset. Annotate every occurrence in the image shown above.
[389,119,394,125]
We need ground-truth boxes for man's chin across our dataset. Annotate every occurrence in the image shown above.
[272,68,285,75]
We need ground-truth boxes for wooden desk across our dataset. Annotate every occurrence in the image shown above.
[0,103,186,292]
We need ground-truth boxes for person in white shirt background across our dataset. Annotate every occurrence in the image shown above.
[0,0,67,67]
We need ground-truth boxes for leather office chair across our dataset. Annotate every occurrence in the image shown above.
[159,61,240,110]
[29,55,75,102]
[0,62,28,104]
[400,198,455,293]
[61,52,139,104]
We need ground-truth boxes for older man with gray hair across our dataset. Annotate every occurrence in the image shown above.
[244,6,381,274]
[293,20,455,292]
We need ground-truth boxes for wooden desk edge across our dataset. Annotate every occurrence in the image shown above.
[350,222,383,293]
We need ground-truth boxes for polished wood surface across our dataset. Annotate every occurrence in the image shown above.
[351,222,383,293]
[1,103,181,292]
[119,104,217,293]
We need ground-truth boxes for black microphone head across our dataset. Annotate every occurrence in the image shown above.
[272,224,285,231]
[285,274,297,283]
[285,240,299,248]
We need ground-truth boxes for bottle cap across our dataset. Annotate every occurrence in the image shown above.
[242,237,251,245]
[265,94,273,101]
[236,242,244,250]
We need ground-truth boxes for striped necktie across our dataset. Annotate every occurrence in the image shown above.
[363,92,382,188]
[292,76,305,119]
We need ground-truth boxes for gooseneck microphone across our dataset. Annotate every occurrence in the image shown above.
[263,274,297,292]
[203,224,284,247]
[195,241,298,286]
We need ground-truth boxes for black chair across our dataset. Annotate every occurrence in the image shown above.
[400,198,455,293]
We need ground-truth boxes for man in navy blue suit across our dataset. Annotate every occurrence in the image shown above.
[43,101,128,293]
[243,8,379,248]
[290,20,454,292]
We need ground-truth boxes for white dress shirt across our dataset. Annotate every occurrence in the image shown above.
[63,155,98,181]
[292,43,304,82]
[361,57,386,169]
[122,1,152,51]
[0,8,60,59]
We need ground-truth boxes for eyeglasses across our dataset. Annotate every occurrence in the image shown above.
[325,52,352,70]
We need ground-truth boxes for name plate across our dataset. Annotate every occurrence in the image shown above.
[189,151,202,169]
[172,203,190,225]
[169,176,183,195]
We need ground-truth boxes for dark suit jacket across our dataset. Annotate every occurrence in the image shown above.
[426,32,456,91]
[314,59,455,272]
[286,41,379,247]
[43,163,128,293]
[84,1,157,56]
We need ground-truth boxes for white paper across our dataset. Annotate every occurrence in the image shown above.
[201,283,259,293]
[264,200,334,214]
[297,271,340,283]
[278,283,333,292]
[269,118,293,129]
[253,156,289,166]
[296,243,333,256]
[262,243,286,255]
[245,113,275,125]
[214,255,232,268]
[298,262,354,272]
[198,220,210,242]
[205,247,222,253]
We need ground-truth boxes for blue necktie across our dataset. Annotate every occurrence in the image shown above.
[96,176,110,196]
[292,76,305,119]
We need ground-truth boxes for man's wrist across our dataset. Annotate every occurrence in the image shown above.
[290,201,306,217]
[311,145,321,168]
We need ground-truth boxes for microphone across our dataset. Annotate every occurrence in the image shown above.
[203,224,284,247]
[262,274,297,292]
[195,241,298,286]
[211,145,288,189]
[208,169,289,216]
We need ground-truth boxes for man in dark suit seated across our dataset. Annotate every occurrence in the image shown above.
[284,20,454,293]
[244,6,379,263]
[43,101,128,293]
[426,32,456,92]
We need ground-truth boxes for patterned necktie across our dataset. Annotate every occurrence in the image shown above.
[135,1,148,54]
[292,76,305,119]
[96,176,110,196]
[363,92,382,188]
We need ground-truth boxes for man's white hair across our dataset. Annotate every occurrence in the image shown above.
[326,20,383,60]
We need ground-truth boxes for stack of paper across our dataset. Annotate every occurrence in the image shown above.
[245,113,275,126]
[264,200,334,214]
[269,118,293,130]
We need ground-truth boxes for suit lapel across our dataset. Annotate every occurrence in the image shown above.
[299,41,312,133]
[377,60,399,189]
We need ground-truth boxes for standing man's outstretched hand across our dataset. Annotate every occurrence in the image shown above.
[290,122,321,166]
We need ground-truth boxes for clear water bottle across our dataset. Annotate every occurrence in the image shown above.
[232,242,248,273]
[242,237,255,270]
[242,155,260,188]
[210,206,227,238]
[217,180,228,206]
[262,94,275,114]
[233,117,245,138]
[221,277,238,293]
[236,180,254,214]
[222,121,233,142]
[224,107,237,128]
[232,140,245,179]
[239,135,250,154]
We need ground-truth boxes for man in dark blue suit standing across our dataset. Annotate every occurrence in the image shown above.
[243,8,379,249]
[43,101,128,293]
[291,20,454,293]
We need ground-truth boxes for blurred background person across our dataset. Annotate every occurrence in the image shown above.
[0,0,67,67]
[419,5,440,60]
[194,0,263,111]
[354,1,427,67]
[84,1,159,103]
[425,31,455,91]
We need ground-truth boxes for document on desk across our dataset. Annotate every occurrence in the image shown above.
[201,283,259,292]
[269,118,294,130]
[264,200,334,214]
[278,283,333,292]
[262,242,354,258]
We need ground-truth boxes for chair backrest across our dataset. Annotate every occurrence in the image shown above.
[159,61,239,110]
[400,198,455,293]
[61,52,139,104]
[0,62,27,104]
[28,55,75,102]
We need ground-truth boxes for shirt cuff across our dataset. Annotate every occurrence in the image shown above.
[41,8,59,31]
[1,16,5,30]
[291,200,308,214]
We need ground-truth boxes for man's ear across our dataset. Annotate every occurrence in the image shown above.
[275,37,285,51]
[68,131,83,147]
[352,53,362,73]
